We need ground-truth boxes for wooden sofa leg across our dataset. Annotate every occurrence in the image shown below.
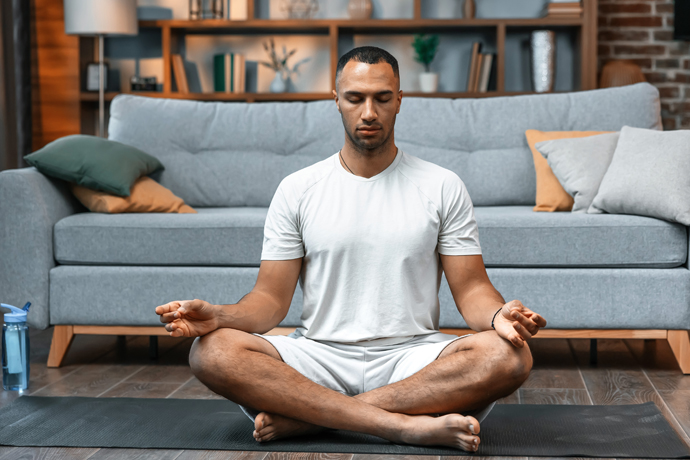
[47,325,75,368]
[668,330,690,374]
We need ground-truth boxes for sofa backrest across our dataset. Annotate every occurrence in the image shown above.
[108,83,662,207]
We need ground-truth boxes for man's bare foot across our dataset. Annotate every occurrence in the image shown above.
[399,413,481,452]
[253,412,327,442]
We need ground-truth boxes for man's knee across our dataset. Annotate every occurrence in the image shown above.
[189,328,248,381]
[479,331,533,387]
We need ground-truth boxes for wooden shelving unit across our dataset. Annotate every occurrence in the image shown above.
[78,0,597,134]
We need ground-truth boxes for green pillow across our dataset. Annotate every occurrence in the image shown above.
[24,135,164,197]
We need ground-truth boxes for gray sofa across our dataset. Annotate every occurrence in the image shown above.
[1,82,689,371]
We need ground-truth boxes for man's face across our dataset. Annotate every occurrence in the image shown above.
[333,61,402,152]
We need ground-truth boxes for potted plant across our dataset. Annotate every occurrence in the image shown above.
[260,38,311,93]
[412,34,440,93]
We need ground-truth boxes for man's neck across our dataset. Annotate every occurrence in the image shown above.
[339,143,398,179]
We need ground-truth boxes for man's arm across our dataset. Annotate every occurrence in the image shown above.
[156,258,303,337]
[439,254,504,331]
[439,253,546,347]
[216,258,303,334]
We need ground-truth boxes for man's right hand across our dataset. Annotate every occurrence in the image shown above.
[155,299,220,337]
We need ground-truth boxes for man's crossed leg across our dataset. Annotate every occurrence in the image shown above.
[189,328,532,452]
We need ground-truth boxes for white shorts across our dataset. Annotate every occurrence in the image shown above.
[238,330,495,424]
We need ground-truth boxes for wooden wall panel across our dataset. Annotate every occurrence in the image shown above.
[31,0,80,151]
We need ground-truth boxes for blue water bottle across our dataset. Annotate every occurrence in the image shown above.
[1,302,30,391]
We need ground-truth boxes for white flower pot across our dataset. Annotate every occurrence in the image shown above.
[270,73,287,93]
[419,72,438,93]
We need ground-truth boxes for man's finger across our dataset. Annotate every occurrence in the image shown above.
[511,310,539,334]
[170,322,188,337]
[509,332,525,348]
[530,313,547,328]
[155,302,179,315]
[159,312,178,324]
[513,321,532,340]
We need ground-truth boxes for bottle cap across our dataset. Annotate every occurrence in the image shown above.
[0,303,28,323]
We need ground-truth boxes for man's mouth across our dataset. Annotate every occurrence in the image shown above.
[358,127,381,134]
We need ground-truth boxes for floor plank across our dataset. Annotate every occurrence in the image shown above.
[0,446,99,459]
[99,382,185,398]
[167,377,224,400]
[519,388,590,405]
[30,364,144,397]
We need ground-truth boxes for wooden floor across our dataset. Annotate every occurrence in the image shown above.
[0,324,689,460]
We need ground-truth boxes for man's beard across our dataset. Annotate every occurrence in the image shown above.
[342,116,395,153]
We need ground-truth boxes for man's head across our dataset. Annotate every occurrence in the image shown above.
[333,46,402,152]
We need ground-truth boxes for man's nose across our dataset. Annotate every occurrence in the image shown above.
[361,98,377,121]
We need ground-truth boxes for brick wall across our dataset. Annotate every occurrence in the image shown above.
[598,0,690,130]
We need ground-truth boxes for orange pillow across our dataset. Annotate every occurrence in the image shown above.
[71,176,197,213]
[525,130,616,212]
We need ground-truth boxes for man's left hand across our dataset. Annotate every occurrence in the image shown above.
[493,300,547,348]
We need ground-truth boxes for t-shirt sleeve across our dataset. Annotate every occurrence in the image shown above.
[261,182,305,260]
[437,173,482,255]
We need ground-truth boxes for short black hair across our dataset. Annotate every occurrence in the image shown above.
[335,46,399,89]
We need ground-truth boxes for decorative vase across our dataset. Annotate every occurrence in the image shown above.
[463,0,475,19]
[281,0,319,19]
[270,73,287,93]
[529,30,555,93]
[348,0,373,20]
[419,72,438,93]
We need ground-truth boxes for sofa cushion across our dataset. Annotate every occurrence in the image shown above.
[108,82,662,208]
[54,207,265,266]
[49,265,690,330]
[54,206,687,268]
[589,125,690,225]
[24,134,164,197]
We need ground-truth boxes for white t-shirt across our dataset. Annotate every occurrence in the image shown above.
[261,147,482,345]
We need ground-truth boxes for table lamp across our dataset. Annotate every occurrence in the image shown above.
[64,0,138,138]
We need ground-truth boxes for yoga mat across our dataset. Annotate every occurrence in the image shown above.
[0,397,688,458]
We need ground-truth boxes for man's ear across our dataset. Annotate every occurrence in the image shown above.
[332,89,341,113]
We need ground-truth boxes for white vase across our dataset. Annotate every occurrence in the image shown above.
[270,73,287,93]
[419,72,438,93]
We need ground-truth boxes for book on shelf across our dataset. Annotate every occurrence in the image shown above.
[467,41,482,92]
[214,53,248,93]
[466,43,497,93]
[172,54,189,94]
[478,53,494,93]
[225,0,248,20]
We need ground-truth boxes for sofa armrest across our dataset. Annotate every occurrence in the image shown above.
[0,168,84,329]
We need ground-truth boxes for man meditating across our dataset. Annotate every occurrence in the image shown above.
[155,46,547,453]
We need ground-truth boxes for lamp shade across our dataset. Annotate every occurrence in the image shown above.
[64,0,138,36]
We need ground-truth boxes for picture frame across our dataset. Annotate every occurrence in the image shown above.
[86,63,109,91]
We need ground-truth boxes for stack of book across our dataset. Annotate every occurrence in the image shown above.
[466,42,496,93]
[214,53,245,93]
[213,53,259,93]
[543,0,582,18]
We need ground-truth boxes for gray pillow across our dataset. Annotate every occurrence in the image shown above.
[535,132,620,213]
[589,125,690,225]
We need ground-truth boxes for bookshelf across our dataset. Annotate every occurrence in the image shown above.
[78,0,597,135]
